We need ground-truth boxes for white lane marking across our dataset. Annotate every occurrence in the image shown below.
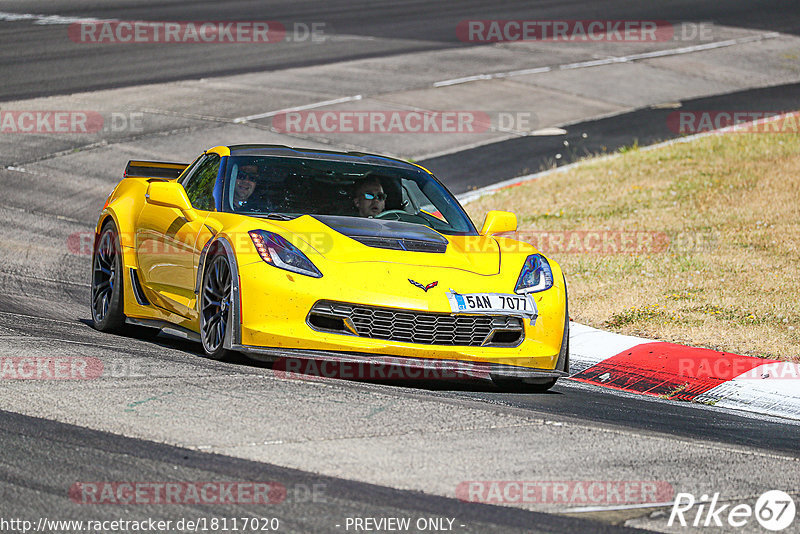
[434,32,781,87]
[564,501,677,514]
[0,11,114,25]
[0,199,88,226]
[531,127,568,136]
[232,94,363,123]
[0,309,87,326]
[435,67,552,87]
[0,268,89,288]
[138,107,237,124]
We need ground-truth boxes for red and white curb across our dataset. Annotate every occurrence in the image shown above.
[567,323,800,421]
[457,112,800,421]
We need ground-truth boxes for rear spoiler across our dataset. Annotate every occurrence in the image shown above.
[124,160,188,180]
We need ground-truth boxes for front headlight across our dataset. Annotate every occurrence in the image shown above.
[248,230,322,278]
[514,254,553,294]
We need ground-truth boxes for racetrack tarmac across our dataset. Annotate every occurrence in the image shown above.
[1,409,644,534]
[1,0,799,102]
[1,1,799,532]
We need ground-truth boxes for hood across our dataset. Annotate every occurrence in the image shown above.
[266,215,501,276]
[312,215,449,253]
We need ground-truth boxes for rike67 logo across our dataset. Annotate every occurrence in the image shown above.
[669,490,796,531]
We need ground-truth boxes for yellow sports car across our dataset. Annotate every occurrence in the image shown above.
[91,144,568,390]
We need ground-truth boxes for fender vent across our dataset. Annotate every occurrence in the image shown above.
[129,268,150,306]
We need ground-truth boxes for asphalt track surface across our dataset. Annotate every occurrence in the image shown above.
[420,81,800,192]
[1,1,800,532]
[0,409,638,534]
[0,0,799,102]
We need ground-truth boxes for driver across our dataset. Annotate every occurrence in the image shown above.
[353,177,386,217]
[233,165,259,210]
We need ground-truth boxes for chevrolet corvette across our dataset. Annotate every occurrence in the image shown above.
[91,144,568,390]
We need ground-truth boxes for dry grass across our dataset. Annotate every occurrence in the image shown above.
[466,128,800,361]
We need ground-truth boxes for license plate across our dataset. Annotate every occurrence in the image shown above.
[446,291,537,318]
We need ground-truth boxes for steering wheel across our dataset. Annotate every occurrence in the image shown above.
[373,210,408,220]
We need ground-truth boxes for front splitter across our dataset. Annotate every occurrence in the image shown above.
[233,344,566,383]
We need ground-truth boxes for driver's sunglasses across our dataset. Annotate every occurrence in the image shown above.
[362,192,387,201]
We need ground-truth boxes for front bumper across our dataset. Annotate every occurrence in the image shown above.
[236,258,567,371]
[233,345,569,381]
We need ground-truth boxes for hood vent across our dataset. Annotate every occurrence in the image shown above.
[313,215,448,253]
[350,236,447,253]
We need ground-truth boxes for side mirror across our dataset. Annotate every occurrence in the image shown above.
[480,210,517,235]
[145,181,197,221]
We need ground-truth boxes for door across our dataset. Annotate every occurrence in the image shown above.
[136,153,220,318]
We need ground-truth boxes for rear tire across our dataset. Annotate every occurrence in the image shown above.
[200,252,234,360]
[91,221,126,332]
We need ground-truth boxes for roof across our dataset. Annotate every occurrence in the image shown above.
[226,144,420,171]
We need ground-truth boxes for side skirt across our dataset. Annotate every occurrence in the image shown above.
[125,317,201,342]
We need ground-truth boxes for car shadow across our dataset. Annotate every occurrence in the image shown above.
[79,318,561,394]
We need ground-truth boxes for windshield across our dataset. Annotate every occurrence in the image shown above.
[222,155,477,235]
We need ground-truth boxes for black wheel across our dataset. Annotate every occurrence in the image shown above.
[91,221,126,332]
[200,253,233,360]
[492,281,569,393]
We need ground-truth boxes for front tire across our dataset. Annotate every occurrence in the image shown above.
[91,221,126,332]
[492,281,569,393]
[200,252,234,360]
[491,375,558,393]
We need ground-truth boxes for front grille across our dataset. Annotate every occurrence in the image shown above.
[308,301,524,347]
[350,236,447,253]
